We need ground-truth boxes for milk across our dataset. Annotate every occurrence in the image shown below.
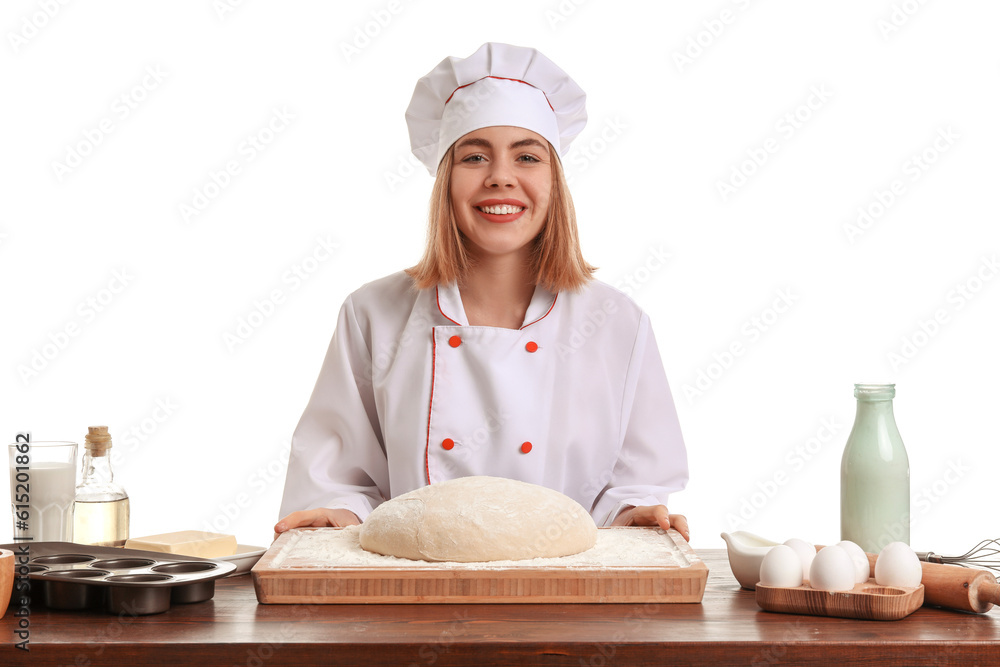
[10,461,76,542]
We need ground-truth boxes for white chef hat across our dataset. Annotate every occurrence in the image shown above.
[405,42,587,176]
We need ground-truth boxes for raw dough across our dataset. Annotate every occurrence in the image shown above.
[358,476,598,562]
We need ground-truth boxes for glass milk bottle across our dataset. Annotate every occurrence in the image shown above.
[73,426,130,547]
[840,384,910,553]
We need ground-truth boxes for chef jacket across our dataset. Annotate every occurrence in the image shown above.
[278,270,688,527]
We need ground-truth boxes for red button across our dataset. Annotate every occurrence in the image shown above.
[449,336,462,348]
[442,438,455,450]
[520,441,532,454]
[525,341,538,353]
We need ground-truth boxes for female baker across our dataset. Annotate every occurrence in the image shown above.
[274,42,690,541]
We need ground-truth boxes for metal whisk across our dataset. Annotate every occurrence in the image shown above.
[917,539,1000,579]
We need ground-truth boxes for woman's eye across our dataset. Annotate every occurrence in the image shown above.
[461,154,485,163]
[518,154,541,163]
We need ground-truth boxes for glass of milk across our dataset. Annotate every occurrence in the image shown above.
[8,440,78,542]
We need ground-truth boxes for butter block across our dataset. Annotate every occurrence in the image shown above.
[125,530,238,558]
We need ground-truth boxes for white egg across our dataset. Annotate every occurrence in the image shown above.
[875,542,923,588]
[758,545,804,588]
[836,540,871,583]
[809,545,857,592]
[782,538,815,581]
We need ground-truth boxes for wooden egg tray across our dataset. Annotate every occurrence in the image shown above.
[756,579,924,621]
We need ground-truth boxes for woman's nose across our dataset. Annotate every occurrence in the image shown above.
[485,160,516,187]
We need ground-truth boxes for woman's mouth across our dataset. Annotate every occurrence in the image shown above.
[475,204,526,222]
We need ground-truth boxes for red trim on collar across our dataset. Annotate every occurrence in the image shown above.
[445,76,555,112]
[520,293,558,330]
[435,285,462,326]
[424,328,438,485]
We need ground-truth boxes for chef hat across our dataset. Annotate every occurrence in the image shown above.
[405,42,588,176]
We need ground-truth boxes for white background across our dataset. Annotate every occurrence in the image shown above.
[2,1,997,557]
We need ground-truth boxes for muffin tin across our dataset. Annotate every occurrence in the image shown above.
[3,541,237,615]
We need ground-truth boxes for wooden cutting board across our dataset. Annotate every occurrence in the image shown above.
[756,580,924,621]
[253,526,707,604]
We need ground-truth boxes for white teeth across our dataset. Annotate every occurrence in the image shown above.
[478,205,525,215]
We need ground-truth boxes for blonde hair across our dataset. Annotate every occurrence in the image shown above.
[405,142,596,292]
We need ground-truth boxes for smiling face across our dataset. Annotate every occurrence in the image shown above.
[449,126,553,263]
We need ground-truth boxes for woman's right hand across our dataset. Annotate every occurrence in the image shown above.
[273,508,361,541]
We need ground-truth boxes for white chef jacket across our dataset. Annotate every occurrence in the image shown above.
[278,270,688,527]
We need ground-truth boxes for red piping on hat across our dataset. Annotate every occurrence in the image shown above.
[445,76,555,112]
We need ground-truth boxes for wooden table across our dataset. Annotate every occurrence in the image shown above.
[4,549,999,666]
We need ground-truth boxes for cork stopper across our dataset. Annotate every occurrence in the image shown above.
[85,425,113,456]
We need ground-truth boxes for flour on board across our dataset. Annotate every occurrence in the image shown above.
[270,526,693,570]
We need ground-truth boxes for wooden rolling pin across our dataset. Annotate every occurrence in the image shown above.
[819,545,1000,613]
[867,551,1000,614]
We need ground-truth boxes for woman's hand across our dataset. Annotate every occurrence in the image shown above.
[612,505,690,542]
[273,508,361,541]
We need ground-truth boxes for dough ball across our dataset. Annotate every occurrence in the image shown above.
[358,476,598,562]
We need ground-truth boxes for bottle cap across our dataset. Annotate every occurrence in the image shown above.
[854,384,896,400]
[85,425,113,455]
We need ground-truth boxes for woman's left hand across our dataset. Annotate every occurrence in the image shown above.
[612,505,690,542]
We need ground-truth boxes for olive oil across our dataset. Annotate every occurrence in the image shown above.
[73,497,130,547]
[73,426,130,547]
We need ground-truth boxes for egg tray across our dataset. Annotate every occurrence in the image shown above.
[2,541,237,615]
[756,579,925,621]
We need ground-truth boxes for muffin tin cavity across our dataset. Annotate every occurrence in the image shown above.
[34,554,96,565]
[152,561,217,575]
[91,558,156,569]
[4,541,236,616]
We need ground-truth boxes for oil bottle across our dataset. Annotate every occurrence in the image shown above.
[73,426,130,546]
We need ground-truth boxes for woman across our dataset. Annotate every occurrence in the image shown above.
[275,42,690,541]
